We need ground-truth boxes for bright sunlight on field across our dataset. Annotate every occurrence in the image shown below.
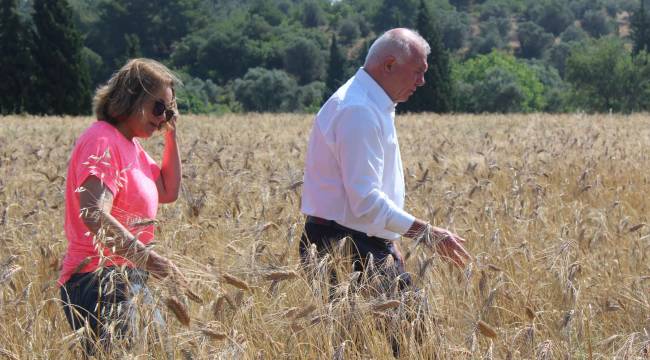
[0,113,649,359]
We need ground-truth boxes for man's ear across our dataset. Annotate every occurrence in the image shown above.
[384,56,397,73]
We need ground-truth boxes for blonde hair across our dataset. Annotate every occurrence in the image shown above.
[93,58,181,124]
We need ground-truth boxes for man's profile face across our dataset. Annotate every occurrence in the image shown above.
[385,47,428,103]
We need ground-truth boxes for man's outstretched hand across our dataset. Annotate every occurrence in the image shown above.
[429,226,471,268]
[405,219,472,268]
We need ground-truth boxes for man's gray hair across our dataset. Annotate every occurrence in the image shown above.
[364,28,430,67]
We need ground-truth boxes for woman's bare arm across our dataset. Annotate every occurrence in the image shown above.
[79,175,182,279]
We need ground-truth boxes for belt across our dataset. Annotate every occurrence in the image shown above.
[305,215,336,226]
[305,215,379,241]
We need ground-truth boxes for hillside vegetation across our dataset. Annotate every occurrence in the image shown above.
[4,0,650,115]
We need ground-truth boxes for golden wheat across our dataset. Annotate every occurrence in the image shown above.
[222,273,251,292]
[165,297,190,327]
[1,114,650,358]
[477,320,498,339]
[263,270,297,281]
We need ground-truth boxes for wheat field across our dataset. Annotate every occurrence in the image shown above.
[0,113,649,359]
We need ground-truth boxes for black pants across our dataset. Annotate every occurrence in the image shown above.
[300,218,417,357]
[299,218,412,296]
[60,267,148,356]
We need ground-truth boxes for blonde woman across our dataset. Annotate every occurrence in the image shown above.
[59,58,189,355]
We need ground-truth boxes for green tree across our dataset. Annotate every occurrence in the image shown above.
[338,18,361,45]
[284,37,325,85]
[0,0,34,114]
[292,81,326,112]
[565,38,647,112]
[479,1,509,21]
[454,51,546,112]
[324,34,346,101]
[32,0,91,115]
[439,10,469,51]
[526,59,567,112]
[569,0,597,19]
[484,17,511,37]
[401,0,452,113]
[373,0,418,32]
[631,0,650,55]
[449,0,472,11]
[517,21,554,59]
[560,24,588,43]
[234,67,296,112]
[527,0,574,36]
[544,41,574,77]
[249,0,284,26]
[301,1,326,28]
[581,10,613,38]
[233,67,323,112]
[469,25,506,56]
[89,0,204,79]
[175,25,265,84]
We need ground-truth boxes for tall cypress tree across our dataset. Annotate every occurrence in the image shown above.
[324,34,346,101]
[32,0,91,115]
[0,0,34,114]
[400,0,452,113]
[631,0,650,55]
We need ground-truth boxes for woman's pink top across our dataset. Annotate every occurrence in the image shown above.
[58,121,160,285]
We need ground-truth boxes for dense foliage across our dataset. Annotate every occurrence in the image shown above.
[2,0,649,114]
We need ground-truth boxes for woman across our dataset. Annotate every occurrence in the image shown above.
[59,58,189,355]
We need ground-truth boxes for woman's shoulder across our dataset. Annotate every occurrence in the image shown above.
[75,121,125,147]
[81,120,119,137]
[70,121,124,159]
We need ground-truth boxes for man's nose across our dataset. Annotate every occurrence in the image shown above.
[416,74,425,87]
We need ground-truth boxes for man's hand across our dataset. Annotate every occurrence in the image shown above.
[429,226,471,268]
[391,242,405,264]
[405,219,472,268]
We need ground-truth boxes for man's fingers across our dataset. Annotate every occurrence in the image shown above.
[442,248,467,268]
[451,250,467,267]
[436,240,454,259]
[436,238,471,268]
[458,246,472,260]
[438,247,465,267]
[445,238,469,256]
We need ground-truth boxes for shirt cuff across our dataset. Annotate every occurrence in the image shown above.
[385,208,416,237]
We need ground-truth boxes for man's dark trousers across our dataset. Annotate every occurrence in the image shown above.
[299,216,412,294]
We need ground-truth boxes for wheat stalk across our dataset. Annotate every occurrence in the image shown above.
[477,320,497,339]
[222,273,251,292]
[165,297,190,327]
[263,270,297,281]
[371,300,401,311]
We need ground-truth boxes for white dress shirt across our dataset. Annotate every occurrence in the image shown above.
[301,68,415,241]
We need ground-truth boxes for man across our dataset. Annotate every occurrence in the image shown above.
[300,28,471,292]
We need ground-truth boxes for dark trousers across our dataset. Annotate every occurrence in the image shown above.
[60,267,148,357]
[299,218,417,357]
[299,218,412,296]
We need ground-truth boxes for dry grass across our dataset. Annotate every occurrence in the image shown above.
[0,113,649,358]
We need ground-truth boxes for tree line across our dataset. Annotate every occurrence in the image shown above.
[2,0,650,115]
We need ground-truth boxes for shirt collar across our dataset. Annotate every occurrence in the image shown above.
[356,68,396,112]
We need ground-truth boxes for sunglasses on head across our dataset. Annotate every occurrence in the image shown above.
[152,100,175,122]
